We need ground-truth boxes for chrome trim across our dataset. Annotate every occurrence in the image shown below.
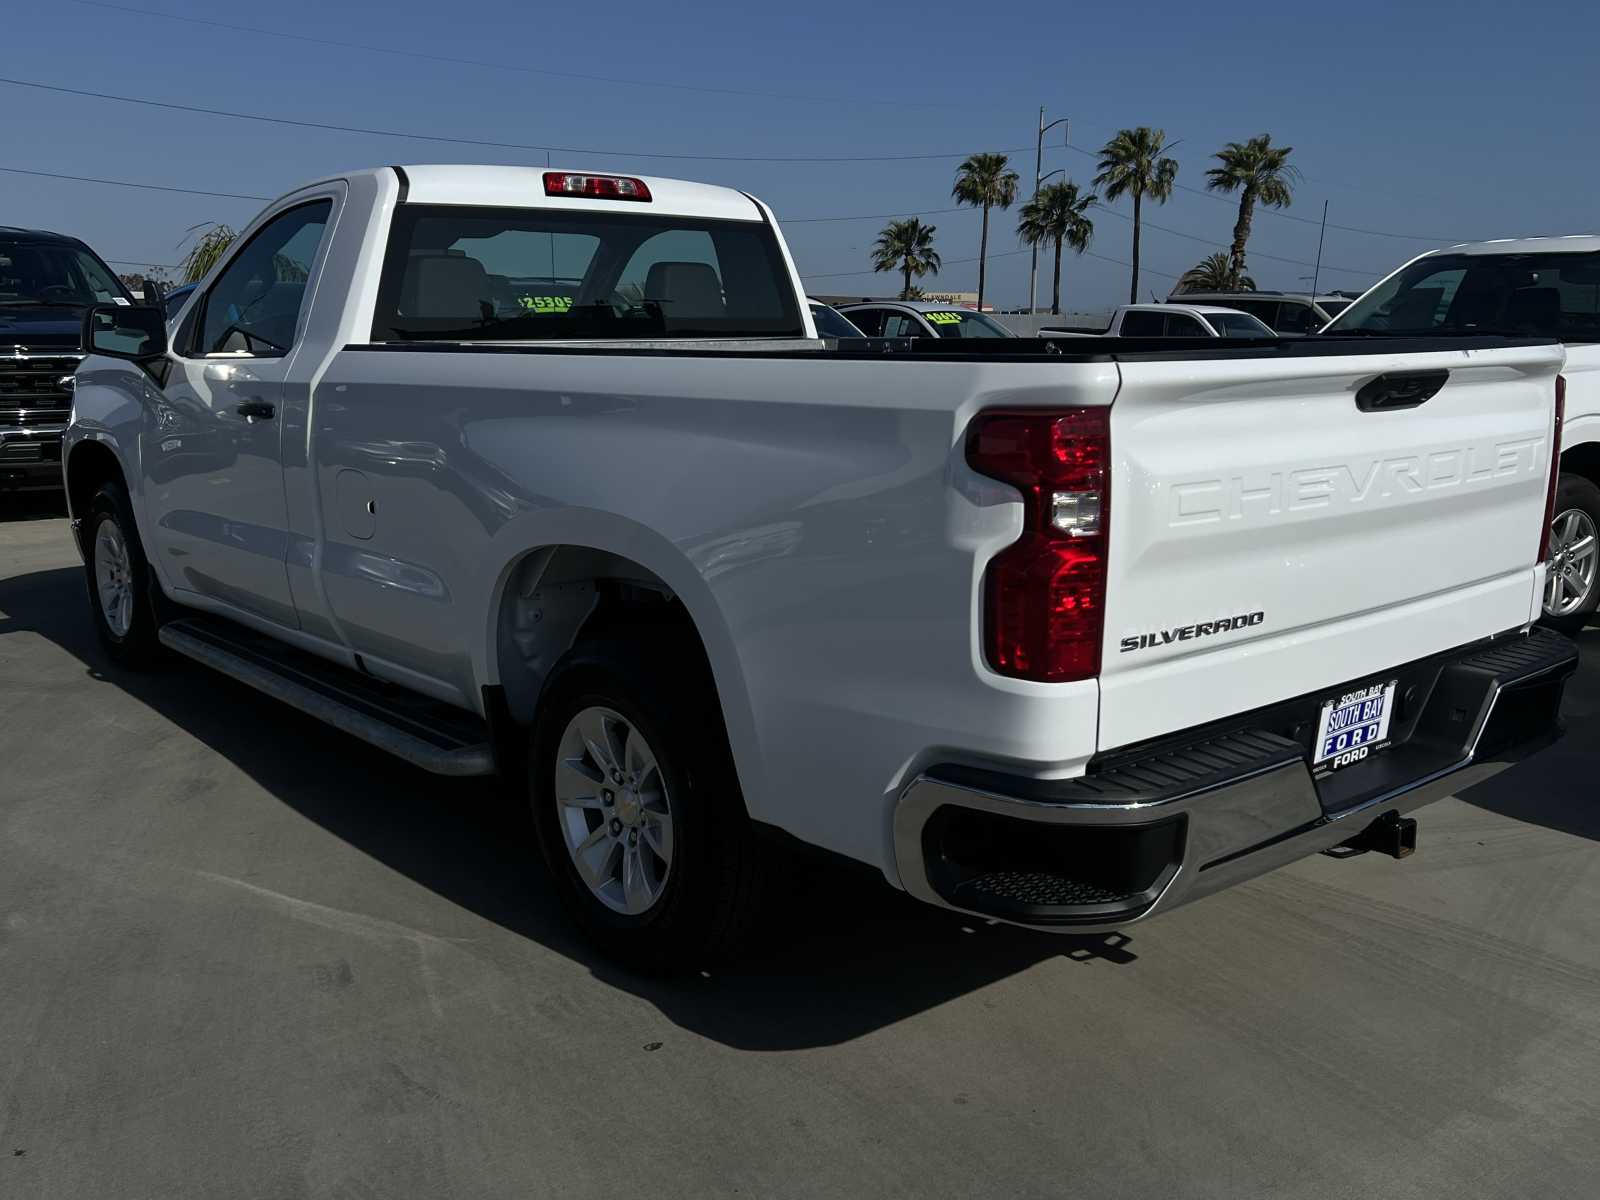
[0,424,68,441]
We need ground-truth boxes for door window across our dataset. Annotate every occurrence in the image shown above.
[1117,310,1167,336]
[1274,303,1316,334]
[1232,299,1279,326]
[883,313,931,338]
[195,201,332,357]
[1163,313,1209,336]
[843,308,886,336]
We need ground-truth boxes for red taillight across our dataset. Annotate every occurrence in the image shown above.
[543,172,652,202]
[1538,374,1565,562]
[966,407,1111,682]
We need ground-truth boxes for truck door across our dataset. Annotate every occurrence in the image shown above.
[143,199,333,628]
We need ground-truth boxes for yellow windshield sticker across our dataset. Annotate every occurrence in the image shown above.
[925,311,964,325]
[518,295,573,313]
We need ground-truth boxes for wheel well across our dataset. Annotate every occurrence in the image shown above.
[494,546,714,725]
[1561,442,1600,488]
[64,441,126,548]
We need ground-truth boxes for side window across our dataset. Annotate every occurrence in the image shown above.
[1118,310,1167,336]
[1164,313,1208,336]
[884,313,926,337]
[1275,303,1315,334]
[845,308,886,336]
[196,201,331,356]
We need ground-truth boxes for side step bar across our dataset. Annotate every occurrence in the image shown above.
[159,619,495,777]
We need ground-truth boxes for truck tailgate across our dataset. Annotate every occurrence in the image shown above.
[1098,343,1563,752]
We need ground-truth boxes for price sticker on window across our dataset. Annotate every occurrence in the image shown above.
[925,311,964,325]
[519,295,573,313]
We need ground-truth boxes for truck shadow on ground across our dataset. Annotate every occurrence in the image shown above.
[1455,627,1600,844]
[0,493,69,523]
[0,564,1137,1051]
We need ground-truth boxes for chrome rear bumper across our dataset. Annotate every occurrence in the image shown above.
[894,627,1578,932]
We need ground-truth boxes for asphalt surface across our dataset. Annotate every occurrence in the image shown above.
[3,500,1599,1199]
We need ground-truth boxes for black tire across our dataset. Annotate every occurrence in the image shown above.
[83,480,163,668]
[529,635,766,971]
[1541,473,1600,636]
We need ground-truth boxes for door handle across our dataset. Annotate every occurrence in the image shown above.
[1355,370,1448,412]
[235,401,276,420]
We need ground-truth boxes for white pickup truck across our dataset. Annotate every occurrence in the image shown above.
[66,165,1577,967]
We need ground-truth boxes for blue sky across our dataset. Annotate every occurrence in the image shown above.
[6,0,1598,309]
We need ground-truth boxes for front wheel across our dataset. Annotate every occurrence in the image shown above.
[84,480,163,667]
[1542,473,1600,635]
[529,637,767,970]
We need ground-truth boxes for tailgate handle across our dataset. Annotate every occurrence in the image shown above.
[1356,369,1448,412]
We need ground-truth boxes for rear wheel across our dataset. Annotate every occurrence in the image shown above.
[1542,474,1600,636]
[84,481,162,667]
[529,636,766,970]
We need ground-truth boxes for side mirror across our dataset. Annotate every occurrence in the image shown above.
[84,304,168,361]
[141,277,166,308]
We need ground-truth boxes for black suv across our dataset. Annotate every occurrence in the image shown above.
[0,227,138,492]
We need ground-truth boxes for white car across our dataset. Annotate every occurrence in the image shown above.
[836,299,1014,338]
[1326,235,1600,630]
[1046,303,1276,339]
[66,164,1576,968]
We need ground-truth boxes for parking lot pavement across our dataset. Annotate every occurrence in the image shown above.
[2,507,1598,1200]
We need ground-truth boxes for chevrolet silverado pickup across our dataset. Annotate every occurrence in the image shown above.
[66,165,1578,967]
[1,227,137,493]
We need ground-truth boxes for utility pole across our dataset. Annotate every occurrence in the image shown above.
[1030,109,1070,315]
[1309,199,1329,299]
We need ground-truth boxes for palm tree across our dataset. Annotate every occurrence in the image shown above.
[1177,252,1255,294]
[179,223,237,284]
[871,218,942,299]
[1094,128,1179,303]
[1016,180,1097,315]
[1206,134,1298,289]
[951,152,1019,311]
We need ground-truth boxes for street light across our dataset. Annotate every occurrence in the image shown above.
[1030,110,1070,315]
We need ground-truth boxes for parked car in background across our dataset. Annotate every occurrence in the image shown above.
[838,300,1014,338]
[1324,235,1600,630]
[163,282,197,321]
[807,298,863,338]
[1171,291,1349,334]
[1045,303,1275,339]
[67,165,1576,968]
[0,226,137,493]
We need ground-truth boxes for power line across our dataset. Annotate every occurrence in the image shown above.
[786,206,965,224]
[63,0,946,111]
[0,164,270,202]
[1090,205,1381,276]
[0,76,1033,165]
[1058,142,1470,244]
[0,159,1325,286]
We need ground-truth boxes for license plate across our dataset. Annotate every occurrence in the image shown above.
[1313,679,1398,771]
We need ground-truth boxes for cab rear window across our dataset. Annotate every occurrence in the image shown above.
[372,205,803,342]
